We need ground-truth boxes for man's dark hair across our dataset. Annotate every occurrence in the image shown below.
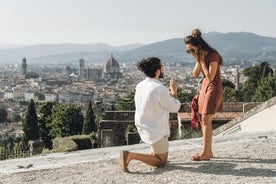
[136,57,162,78]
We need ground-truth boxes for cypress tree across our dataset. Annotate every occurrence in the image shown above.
[82,100,96,134]
[0,107,8,123]
[22,99,39,144]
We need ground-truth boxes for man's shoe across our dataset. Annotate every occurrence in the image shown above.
[120,150,129,172]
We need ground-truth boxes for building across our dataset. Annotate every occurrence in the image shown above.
[4,90,13,100]
[21,57,27,75]
[24,91,35,102]
[79,59,85,80]
[13,88,25,101]
[102,54,122,80]
[45,93,58,102]
[20,57,39,80]
[85,68,102,81]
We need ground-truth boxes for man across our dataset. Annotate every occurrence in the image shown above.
[120,57,181,172]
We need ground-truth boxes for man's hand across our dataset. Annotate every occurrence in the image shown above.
[169,79,178,98]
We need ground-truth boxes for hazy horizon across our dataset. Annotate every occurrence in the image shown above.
[0,31,275,50]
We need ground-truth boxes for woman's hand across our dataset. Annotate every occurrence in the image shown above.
[200,61,218,82]
[193,62,202,78]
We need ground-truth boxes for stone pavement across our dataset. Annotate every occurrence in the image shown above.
[0,130,275,184]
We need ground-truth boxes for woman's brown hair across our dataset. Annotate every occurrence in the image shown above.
[184,29,223,65]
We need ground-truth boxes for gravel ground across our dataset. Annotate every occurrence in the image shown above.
[0,131,275,184]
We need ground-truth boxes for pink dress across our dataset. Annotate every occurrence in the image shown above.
[198,52,223,114]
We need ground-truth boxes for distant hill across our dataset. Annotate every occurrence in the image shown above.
[119,32,276,65]
[205,32,276,63]
[0,43,144,64]
[1,32,276,66]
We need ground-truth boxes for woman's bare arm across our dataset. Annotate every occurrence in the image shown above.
[200,61,218,82]
[193,62,202,78]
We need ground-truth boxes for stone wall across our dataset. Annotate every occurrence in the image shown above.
[99,111,179,147]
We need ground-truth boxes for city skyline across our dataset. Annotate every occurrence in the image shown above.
[0,0,276,48]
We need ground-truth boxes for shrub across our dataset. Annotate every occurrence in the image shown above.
[46,135,94,153]
[177,127,202,139]
[51,137,78,152]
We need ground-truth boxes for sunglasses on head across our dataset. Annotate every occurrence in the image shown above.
[186,48,195,54]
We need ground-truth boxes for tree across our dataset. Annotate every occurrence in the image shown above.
[222,79,235,89]
[12,114,21,122]
[82,100,96,134]
[49,103,83,138]
[22,99,39,148]
[177,90,194,104]
[38,102,55,149]
[0,108,8,123]
[223,87,242,102]
[115,91,135,110]
[243,61,273,80]
[241,61,274,102]
[252,76,276,102]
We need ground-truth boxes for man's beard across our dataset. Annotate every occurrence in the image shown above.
[159,71,164,78]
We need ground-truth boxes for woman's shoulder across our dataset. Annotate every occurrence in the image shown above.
[209,50,219,56]
[208,51,221,62]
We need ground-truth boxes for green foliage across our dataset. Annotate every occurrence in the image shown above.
[89,132,100,148]
[0,137,28,160]
[113,123,128,146]
[115,91,135,110]
[0,137,14,151]
[125,124,137,133]
[0,107,8,123]
[51,137,78,152]
[223,87,242,102]
[22,99,39,146]
[241,61,274,102]
[82,100,96,134]
[36,92,45,101]
[46,134,95,153]
[38,102,55,149]
[12,114,21,122]
[177,127,202,139]
[71,137,92,150]
[243,61,273,79]
[222,79,235,89]
[242,76,262,102]
[252,75,276,102]
[177,90,194,104]
[49,103,84,138]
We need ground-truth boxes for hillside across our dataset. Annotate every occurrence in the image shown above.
[1,32,276,65]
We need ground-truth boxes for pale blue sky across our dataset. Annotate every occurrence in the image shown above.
[0,0,275,46]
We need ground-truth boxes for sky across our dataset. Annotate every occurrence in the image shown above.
[0,0,276,47]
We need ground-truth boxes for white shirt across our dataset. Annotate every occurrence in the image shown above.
[134,77,181,144]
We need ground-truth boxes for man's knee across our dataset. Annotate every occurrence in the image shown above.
[155,153,168,167]
[160,159,168,167]
[154,159,167,167]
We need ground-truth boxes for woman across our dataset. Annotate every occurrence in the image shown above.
[184,29,223,161]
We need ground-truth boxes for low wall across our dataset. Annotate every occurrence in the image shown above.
[214,96,276,136]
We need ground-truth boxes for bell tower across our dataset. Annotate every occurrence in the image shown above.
[21,57,27,75]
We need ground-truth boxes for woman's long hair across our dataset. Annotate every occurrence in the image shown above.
[184,29,223,65]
